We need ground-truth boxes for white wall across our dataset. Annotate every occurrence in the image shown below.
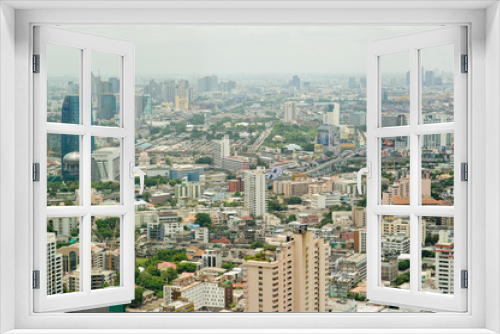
[485,3,500,333]
[0,2,16,333]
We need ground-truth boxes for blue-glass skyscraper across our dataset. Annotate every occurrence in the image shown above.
[61,95,94,181]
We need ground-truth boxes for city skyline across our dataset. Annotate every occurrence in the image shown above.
[44,25,455,77]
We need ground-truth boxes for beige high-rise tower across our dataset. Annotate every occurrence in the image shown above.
[243,224,330,312]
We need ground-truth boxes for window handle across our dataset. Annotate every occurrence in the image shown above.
[129,162,145,194]
[357,162,371,194]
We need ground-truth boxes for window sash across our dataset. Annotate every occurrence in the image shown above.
[32,26,136,313]
[366,26,467,312]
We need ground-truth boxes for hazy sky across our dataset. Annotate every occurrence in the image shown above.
[47,25,452,77]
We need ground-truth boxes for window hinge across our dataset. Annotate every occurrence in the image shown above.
[33,270,40,289]
[33,163,40,182]
[461,270,468,289]
[33,54,40,73]
[461,162,468,181]
[461,54,468,73]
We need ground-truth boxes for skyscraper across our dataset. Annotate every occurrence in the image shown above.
[212,135,230,168]
[244,167,267,217]
[324,103,340,126]
[243,224,330,312]
[61,95,80,180]
[289,75,301,90]
[435,230,454,294]
[283,101,298,124]
[135,94,152,116]
[47,232,63,295]
[61,95,94,181]
[198,75,218,93]
[98,94,117,121]
[317,124,339,152]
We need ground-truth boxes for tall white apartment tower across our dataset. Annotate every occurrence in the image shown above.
[324,103,340,126]
[283,101,298,124]
[47,232,63,295]
[435,230,454,294]
[244,166,267,217]
[212,135,230,168]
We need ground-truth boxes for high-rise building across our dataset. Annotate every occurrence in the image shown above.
[98,94,117,121]
[91,147,120,182]
[161,80,177,103]
[194,227,209,243]
[289,75,301,90]
[47,232,63,295]
[222,156,250,172]
[317,124,339,152]
[425,70,435,87]
[175,88,190,111]
[158,211,183,237]
[109,77,120,94]
[229,177,244,193]
[348,77,358,89]
[283,101,298,124]
[174,182,202,200]
[352,207,367,227]
[202,249,222,268]
[61,95,80,177]
[324,103,340,126]
[435,230,454,294]
[147,221,165,242]
[244,167,267,217]
[243,224,330,312]
[212,135,230,168]
[198,75,218,93]
[349,112,366,127]
[353,229,367,253]
[51,217,79,237]
[170,166,204,182]
[135,94,152,116]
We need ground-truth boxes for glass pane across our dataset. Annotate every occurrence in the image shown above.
[421,216,454,295]
[47,216,80,295]
[421,133,454,205]
[47,44,81,124]
[91,52,121,127]
[421,44,454,124]
[91,216,121,289]
[380,51,410,127]
[381,136,410,205]
[47,133,80,206]
[91,137,121,205]
[380,215,410,290]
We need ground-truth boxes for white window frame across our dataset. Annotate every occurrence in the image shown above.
[365,26,467,312]
[33,26,136,312]
[0,2,499,334]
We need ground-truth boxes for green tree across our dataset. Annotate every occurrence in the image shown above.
[167,267,178,283]
[128,287,144,308]
[398,259,410,271]
[250,241,264,249]
[222,263,237,271]
[177,262,197,274]
[142,192,152,202]
[286,197,302,205]
[195,213,212,228]
[195,157,213,164]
